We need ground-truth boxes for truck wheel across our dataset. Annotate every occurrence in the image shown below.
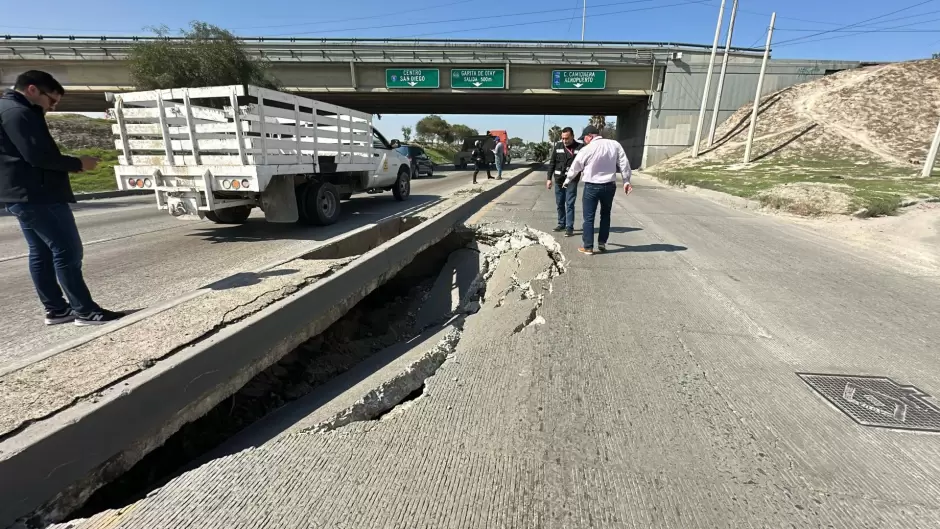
[205,206,252,224]
[393,167,411,201]
[302,181,341,226]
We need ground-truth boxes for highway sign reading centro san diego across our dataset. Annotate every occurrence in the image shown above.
[551,69,607,90]
[386,69,440,89]
[451,69,506,89]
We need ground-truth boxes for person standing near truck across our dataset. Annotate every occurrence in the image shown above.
[0,70,126,326]
[470,140,492,184]
[493,136,506,180]
[546,127,581,237]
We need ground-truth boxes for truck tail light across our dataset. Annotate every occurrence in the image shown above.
[231,179,241,189]
[241,179,250,189]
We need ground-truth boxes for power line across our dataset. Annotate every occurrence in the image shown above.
[777,7,940,32]
[775,15,940,47]
[773,0,937,46]
[408,0,712,39]
[262,0,669,37]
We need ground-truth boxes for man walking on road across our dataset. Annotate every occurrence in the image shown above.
[564,124,633,255]
[0,70,125,326]
[546,126,582,237]
[470,140,492,184]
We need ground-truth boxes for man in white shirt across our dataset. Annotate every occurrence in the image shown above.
[492,137,506,179]
[563,125,633,255]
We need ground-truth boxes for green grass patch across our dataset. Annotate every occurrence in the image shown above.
[650,157,940,217]
[65,148,120,193]
[422,144,458,165]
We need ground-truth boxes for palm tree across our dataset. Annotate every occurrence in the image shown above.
[548,125,563,143]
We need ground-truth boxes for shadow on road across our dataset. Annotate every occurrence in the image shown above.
[603,242,687,254]
[187,194,444,244]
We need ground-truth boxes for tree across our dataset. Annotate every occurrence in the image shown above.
[589,114,607,129]
[548,125,562,143]
[531,142,551,162]
[509,137,524,148]
[450,124,479,144]
[603,121,618,140]
[401,126,412,142]
[415,114,451,144]
[128,22,278,90]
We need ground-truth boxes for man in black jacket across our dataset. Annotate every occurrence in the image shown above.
[545,127,582,237]
[470,140,492,184]
[1,70,124,326]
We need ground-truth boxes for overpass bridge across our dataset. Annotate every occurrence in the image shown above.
[0,36,860,166]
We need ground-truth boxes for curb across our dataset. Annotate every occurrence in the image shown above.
[0,166,535,528]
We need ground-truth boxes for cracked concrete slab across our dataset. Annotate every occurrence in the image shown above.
[0,257,356,439]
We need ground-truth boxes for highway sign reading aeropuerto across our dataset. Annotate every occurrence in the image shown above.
[451,69,506,89]
[386,69,440,89]
[551,69,607,90]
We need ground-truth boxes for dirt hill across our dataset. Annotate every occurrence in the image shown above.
[46,114,120,193]
[650,59,940,216]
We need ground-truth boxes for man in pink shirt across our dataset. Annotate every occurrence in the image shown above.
[563,125,634,255]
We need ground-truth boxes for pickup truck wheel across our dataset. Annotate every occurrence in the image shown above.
[302,181,341,226]
[205,206,251,224]
[393,167,411,201]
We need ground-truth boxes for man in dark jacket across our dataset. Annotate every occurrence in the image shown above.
[470,140,492,184]
[545,126,582,237]
[1,70,124,326]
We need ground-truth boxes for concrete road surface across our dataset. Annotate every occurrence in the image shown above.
[55,172,940,528]
[0,168,480,366]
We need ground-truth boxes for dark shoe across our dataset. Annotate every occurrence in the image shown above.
[596,243,607,253]
[75,309,126,327]
[45,309,75,326]
[487,176,495,179]
[565,229,574,237]
[553,225,565,232]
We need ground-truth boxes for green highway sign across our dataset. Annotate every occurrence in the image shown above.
[451,68,506,89]
[386,68,440,89]
[551,69,607,90]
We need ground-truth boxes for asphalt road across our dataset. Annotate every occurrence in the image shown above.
[0,168,481,366]
[62,172,940,528]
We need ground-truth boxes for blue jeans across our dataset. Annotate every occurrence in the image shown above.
[495,155,503,178]
[582,182,616,249]
[554,180,577,230]
[6,203,99,316]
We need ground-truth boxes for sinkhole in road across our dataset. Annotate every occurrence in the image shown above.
[63,223,565,525]
[68,232,469,519]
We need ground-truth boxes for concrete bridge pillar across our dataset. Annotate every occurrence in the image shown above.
[615,98,651,170]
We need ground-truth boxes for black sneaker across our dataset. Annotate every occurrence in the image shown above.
[75,309,126,327]
[44,309,75,326]
[596,244,607,253]
[565,229,574,237]
[553,225,565,232]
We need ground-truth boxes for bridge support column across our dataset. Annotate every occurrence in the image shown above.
[615,99,651,170]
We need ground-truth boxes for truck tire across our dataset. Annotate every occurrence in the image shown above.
[393,167,411,201]
[301,181,341,226]
[205,206,252,224]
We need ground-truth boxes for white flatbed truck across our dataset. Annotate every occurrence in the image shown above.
[106,85,413,225]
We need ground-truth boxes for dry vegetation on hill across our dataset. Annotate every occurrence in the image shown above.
[649,59,940,217]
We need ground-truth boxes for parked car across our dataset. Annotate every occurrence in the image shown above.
[396,144,435,178]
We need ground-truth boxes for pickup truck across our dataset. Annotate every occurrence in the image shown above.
[106,85,412,225]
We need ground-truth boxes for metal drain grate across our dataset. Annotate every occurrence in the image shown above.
[798,373,940,433]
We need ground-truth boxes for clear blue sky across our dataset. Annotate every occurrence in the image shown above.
[10,0,939,142]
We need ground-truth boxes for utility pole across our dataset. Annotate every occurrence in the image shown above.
[691,0,726,158]
[707,0,738,147]
[581,0,587,41]
[744,12,776,164]
[922,116,940,177]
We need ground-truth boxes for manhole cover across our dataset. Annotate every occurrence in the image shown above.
[798,373,940,433]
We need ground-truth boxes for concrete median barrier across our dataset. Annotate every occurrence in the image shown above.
[0,166,536,528]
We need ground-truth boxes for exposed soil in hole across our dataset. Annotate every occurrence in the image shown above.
[69,233,471,520]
